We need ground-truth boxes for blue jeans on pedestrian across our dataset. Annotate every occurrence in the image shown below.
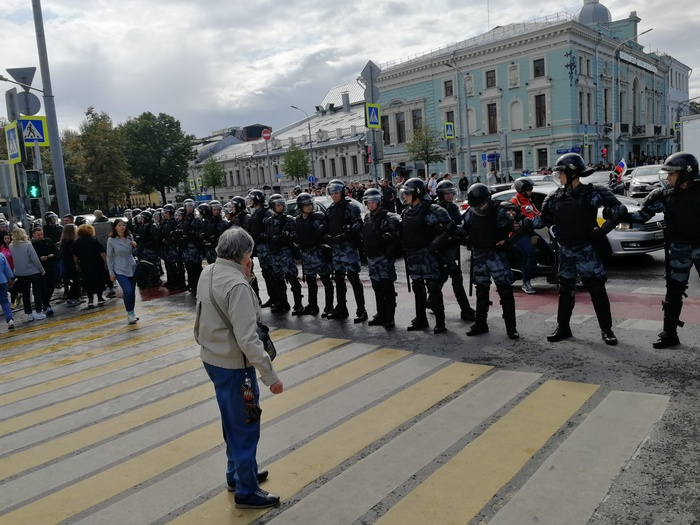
[0,282,12,321]
[115,274,136,312]
[203,363,261,497]
[516,233,552,282]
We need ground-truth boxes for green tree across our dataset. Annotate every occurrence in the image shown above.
[0,117,8,161]
[406,125,445,175]
[281,140,310,183]
[70,107,132,211]
[200,157,226,198]
[120,112,196,205]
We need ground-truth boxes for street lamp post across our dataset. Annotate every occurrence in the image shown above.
[290,105,316,184]
[612,28,653,163]
[445,62,473,183]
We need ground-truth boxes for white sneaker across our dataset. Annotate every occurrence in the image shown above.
[7,319,14,330]
[127,312,139,324]
[25,313,35,322]
[34,312,47,320]
[521,281,536,294]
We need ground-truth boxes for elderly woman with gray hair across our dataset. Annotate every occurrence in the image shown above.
[195,227,284,510]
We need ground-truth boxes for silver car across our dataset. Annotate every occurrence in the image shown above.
[626,164,664,198]
[491,184,665,257]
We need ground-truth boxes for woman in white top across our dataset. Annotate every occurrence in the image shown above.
[106,219,139,324]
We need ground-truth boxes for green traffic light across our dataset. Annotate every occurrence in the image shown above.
[28,185,42,198]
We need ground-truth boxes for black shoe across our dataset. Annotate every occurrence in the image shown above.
[547,325,573,342]
[383,320,395,330]
[326,307,349,320]
[354,310,368,323]
[653,331,680,349]
[407,318,429,331]
[460,309,476,322]
[234,489,280,509]
[260,298,274,308]
[601,329,617,346]
[367,315,385,326]
[227,470,269,491]
[507,329,520,340]
[300,305,319,315]
[291,305,305,316]
[466,323,489,336]
[321,308,334,318]
[270,303,290,314]
[433,325,447,334]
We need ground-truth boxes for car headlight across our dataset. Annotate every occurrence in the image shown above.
[615,222,633,231]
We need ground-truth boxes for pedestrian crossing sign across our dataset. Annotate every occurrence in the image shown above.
[444,122,455,139]
[365,103,381,129]
[19,116,49,147]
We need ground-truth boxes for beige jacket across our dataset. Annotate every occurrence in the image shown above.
[194,259,278,386]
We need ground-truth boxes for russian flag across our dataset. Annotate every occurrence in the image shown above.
[614,158,627,175]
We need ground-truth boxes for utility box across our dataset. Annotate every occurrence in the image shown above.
[680,114,700,154]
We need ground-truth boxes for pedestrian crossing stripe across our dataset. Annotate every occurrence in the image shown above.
[0,322,670,524]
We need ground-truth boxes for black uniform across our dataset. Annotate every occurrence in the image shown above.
[295,210,333,315]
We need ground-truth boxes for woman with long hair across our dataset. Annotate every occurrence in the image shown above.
[1,232,18,307]
[72,224,107,308]
[107,218,139,323]
[9,228,46,321]
[59,224,82,306]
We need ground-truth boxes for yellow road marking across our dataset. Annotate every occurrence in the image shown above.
[0,346,401,525]
[0,311,185,366]
[0,306,122,341]
[0,337,347,480]
[169,362,492,524]
[375,380,599,525]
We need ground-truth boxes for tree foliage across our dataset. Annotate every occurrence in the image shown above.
[200,156,226,198]
[281,140,310,183]
[120,112,196,205]
[406,125,445,175]
[69,107,132,211]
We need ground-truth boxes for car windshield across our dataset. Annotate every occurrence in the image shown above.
[633,165,663,177]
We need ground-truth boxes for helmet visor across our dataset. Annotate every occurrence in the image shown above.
[327,182,344,195]
[471,202,491,216]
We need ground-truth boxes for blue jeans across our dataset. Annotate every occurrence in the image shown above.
[115,274,136,312]
[516,233,552,282]
[0,282,12,321]
[203,363,261,496]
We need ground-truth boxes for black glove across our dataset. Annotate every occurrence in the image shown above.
[257,233,269,243]
[589,228,607,242]
[333,233,348,244]
[521,218,534,232]
[381,232,394,243]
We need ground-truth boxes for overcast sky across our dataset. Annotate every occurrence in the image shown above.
[1,0,698,138]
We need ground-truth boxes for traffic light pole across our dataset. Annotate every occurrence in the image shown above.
[5,87,32,234]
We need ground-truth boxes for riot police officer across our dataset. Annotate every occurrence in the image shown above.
[201,200,228,263]
[294,192,333,316]
[628,152,700,348]
[135,210,162,272]
[161,204,186,290]
[400,177,452,334]
[362,188,401,329]
[462,183,524,339]
[533,153,627,345]
[265,194,303,314]
[435,179,476,322]
[324,179,367,323]
[246,189,275,307]
[43,213,63,244]
[176,199,204,294]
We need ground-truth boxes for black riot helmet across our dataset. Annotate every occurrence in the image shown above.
[513,177,534,194]
[399,177,427,204]
[140,210,153,222]
[162,204,175,217]
[268,193,286,213]
[326,179,346,197]
[362,188,382,205]
[552,153,595,185]
[231,196,247,214]
[296,192,314,208]
[436,179,457,199]
[467,183,492,216]
[183,198,195,210]
[246,189,265,208]
[75,216,87,226]
[197,203,211,218]
[208,199,222,211]
[176,207,186,218]
[661,151,699,188]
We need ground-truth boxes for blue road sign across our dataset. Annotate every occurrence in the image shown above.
[366,104,381,129]
[481,153,487,161]
[276,174,283,180]
[486,153,501,162]
[19,116,49,146]
[308,175,317,183]
[444,122,455,139]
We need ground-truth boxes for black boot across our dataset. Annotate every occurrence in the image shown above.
[368,281,385,326]
[382,281,397,329]
[270,276,290,313]
[408,279,429,331]
[453,275,476,321]
[548,281,575,342]
[427,280,446,334]
[653,283,685,349]
[467,285,490,336]
[261,268,276,308]
[588,281,616,346]
[349,272,367,323]
[497,285,519,340]
[300,278,319,315]
[289,277,304,315]
[320,274,334,317]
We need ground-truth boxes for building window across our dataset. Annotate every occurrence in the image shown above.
[341,157,348,177]
[396,112,406,143]
[446,110,454,126]
[537,148,548,170]
[579,92,584,123]
[444,80,454,97]
[604,89,610,123]
[486,70,496,88]
[450,157,457,173]
[513,151,523,170]
[412,109,422,130]
[533,58,545,78]
[235,170,241,186]
[352,155,358,175]
[487,103,497,134]
[330,158,337,178]
[381,115,390,145]
[535,94,546,127]
[320,159,326,178]
[586,59,591,77]
[586,93,592,124]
